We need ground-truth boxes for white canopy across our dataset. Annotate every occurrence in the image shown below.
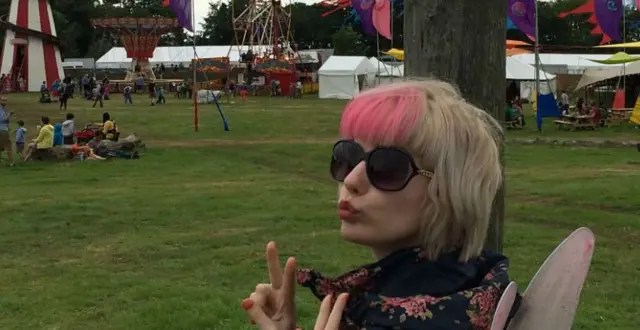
[318,56,376,99]
[506,57,555,81]
[368,57,404,77]
[512,53,618,74]
[96,46,320,69]
[574,61,640,91]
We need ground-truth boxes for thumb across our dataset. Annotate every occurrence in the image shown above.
[242,298,276,330]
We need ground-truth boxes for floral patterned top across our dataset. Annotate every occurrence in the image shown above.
[297,248,514,330]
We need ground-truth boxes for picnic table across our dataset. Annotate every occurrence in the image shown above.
[608,108,633,126]
[554,114,596,131]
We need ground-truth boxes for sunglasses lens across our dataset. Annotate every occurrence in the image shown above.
[330,141,363,181]
[367,149,414,191]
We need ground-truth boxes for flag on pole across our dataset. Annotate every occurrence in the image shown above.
[163,0,194,32]
[507,0,536,40]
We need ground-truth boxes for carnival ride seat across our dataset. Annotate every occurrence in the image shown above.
[488,227,595,330]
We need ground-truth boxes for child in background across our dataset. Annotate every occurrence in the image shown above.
[148,80,157,106]
[123,85,133,104]
[14,120,26,157]
[53,123,63,146]
[61,113,75,145]
[156,86,166,104]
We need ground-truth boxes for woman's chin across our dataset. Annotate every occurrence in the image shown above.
[340,221,372,245]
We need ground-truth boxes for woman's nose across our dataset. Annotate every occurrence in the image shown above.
[343,162,369,195]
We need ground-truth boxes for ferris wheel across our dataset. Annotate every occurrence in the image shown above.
[230,0,297,63]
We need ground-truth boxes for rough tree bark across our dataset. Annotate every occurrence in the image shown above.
[404,0,506,252]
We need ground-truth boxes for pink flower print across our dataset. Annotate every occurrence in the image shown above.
[468,286,501,328]
[483,271,495,281]
[380,295,448,320]
[339,268,370,288]
[296,269,312,285]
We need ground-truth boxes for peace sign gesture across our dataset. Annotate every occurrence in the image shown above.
[242,241,297,330]
[313,293,349,330]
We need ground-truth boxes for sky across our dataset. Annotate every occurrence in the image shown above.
[193,0,321,33]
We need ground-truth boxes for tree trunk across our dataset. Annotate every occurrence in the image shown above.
[404,0,506,252]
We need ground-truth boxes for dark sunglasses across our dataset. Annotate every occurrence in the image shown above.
[330,140,433,191]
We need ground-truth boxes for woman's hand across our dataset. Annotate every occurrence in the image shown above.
[242,242,297,330]
[312,293,349,330]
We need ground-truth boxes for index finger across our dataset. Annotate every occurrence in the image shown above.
[313,295,333,330]
[326,293,349,329]
[266,241,283,289]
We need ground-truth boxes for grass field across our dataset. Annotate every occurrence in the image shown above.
[0,93,639,330]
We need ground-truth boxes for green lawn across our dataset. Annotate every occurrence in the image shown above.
[0,93,639,329]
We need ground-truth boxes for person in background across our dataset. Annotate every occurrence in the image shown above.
[123,85,133,104]
[156,85,166,104]
[53,123,63,146]
[148,80,157,106]
[14,120,26,158]
[23,116,54,161]
[102,112,119,141]
[588,100,601,126]
[560,90,570,112]
[136,75,144,93]
[0,95,14,166]
[59,83,71,112]
[92,83,104,108]
[575,98,585,115]
[61,113,76,145]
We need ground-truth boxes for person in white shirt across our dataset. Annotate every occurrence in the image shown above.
[61,113,76,145]
[560,90,570,112]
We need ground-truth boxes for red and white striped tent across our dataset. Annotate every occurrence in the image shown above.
[0,0,64,92]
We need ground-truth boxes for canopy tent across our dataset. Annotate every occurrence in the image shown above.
[96,46,250,68]
[512,53,618,74]
[318,56,376,99]
[506,57,555,80]
[574,62,640,90]
[384,40,532,61]
[586,52,640,65]
[96,46,320,69]
[368,57,403,77]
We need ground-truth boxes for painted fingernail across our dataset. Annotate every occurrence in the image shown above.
[241,299,254,310]
[250,319,255,325]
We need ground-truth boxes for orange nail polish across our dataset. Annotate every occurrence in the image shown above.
[241,299,254,310]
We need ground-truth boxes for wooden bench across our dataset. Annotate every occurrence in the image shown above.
[554,120,574,130]
[505,120,523,129]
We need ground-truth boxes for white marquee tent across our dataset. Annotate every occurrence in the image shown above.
[95,46,320,69]
[506,57,555,80]
[318,56,376,99]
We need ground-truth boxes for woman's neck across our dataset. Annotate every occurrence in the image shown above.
[371,238,421,260]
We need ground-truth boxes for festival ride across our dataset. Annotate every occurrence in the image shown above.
[0,0,64,92]
[91,17,184,86]
[227,0,299,96]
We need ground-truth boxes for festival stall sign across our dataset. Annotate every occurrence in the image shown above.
[194,57,231,72]
[253,58,295,73]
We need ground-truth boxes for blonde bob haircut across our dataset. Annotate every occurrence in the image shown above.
[339,78,503,262]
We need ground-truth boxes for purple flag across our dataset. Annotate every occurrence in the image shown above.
[351,0,376,36]
[168,0,194,32]
[507,0,536,39]
[594,0,623,42]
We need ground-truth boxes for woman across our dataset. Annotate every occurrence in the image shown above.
[242,80,511,329]
[23,116,54,161]
[102,112,119,141]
